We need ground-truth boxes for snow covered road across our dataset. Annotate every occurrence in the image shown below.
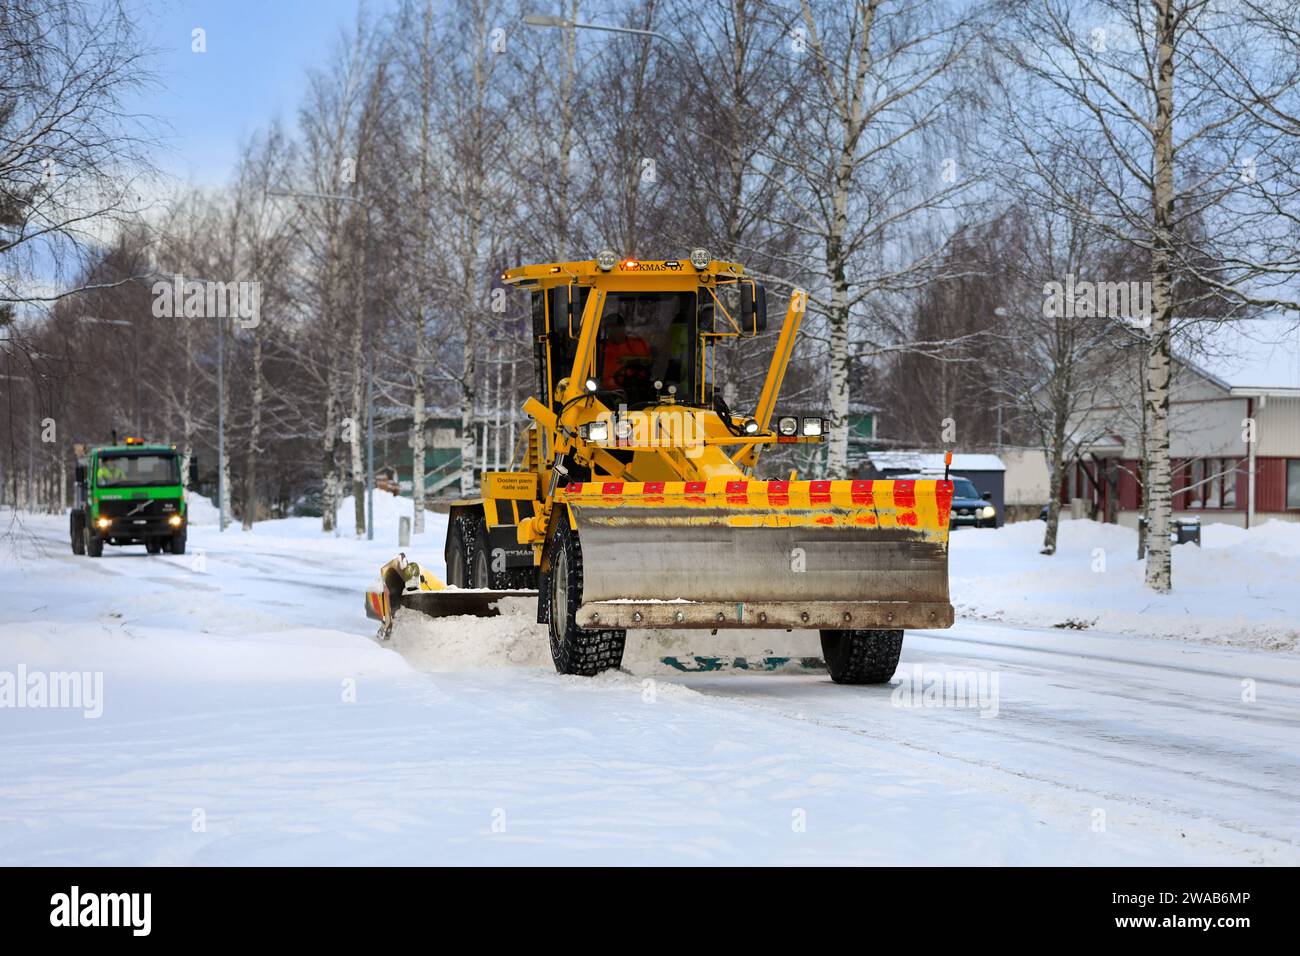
[2,501,1297,865]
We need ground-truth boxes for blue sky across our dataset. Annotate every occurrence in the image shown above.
[135,0,392,187]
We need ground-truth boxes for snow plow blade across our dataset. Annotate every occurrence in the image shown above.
[560,478,954,630]
[364,553,536,640]
[363,587,536,623]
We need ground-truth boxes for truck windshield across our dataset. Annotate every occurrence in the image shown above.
[97,454,180,488]
[596,292,696,405]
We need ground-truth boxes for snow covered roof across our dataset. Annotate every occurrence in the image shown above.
[866,451,1005,473]
[1179,317,1300,395]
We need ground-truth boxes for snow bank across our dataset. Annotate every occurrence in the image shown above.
[950,518,1300,650]
[185,491,221,525]
[334,491,417,534]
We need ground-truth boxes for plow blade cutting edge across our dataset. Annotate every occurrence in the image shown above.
[560,478,954,631]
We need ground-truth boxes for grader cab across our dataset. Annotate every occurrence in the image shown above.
[368,250,955,683]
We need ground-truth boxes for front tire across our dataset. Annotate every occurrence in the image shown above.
[819,629,903,684]
[146,539,162,554]
[546,522,624,676]
[168,531,187,555]
[85,526,103,558]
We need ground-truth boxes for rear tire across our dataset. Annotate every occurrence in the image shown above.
[445,513,477,587]
[546,522,625,676]
[467,517,538,590]
[819,628,903,684]
[470,517,495,588]
[70,513,85,555]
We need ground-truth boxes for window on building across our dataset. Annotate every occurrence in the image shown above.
[1186,459,1204,508]
[1222,461,1237,508]
[1288,460,1300,510]
[1184,458,1242,509]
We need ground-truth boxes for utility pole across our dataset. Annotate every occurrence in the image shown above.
[217,314,225,530]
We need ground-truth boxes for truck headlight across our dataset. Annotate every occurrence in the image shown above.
[980,505,995,519]
[690,247,711,271]
[169,514,183,527]
[95,517,111,529]
[776,416,798,436]
[801,417,824,437]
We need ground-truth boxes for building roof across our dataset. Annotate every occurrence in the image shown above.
[866,451,1005,473]
[1180,316,1300,395]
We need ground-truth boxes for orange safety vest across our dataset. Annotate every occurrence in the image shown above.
[602,336,651,387]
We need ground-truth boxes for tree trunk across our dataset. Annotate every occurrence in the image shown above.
[411,385,426,533]
[350,314,366,537]
[459,342,477,496]
[1144,0,1176,592]
[826,239,851,479]
[242,332,263,531]
[321,387,339,533]
[1041,410,1067,555]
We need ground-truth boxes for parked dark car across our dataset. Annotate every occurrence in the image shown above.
[898,473,997,529]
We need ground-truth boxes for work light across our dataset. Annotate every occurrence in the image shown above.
[801,418,824,437]
[595,249,617,272]
[743,419,759,435]
[580,421,609,442]
[689,248,711,271]
[777,416,798,436]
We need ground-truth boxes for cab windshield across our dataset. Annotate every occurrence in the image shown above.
[596,292,696,405]
[96,453,180,488]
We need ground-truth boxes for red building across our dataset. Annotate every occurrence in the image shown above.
[1063,324,1300,528]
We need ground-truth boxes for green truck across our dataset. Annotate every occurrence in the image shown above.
[70,438,196,557]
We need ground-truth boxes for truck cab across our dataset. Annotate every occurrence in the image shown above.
[70,438,195,557]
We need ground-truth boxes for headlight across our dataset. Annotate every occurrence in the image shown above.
[776,416,798,436]
[595,249,617,271]
[580,421,609,442]
[690,247,711,270]
[980,505,995,519]
[95,517,111,529]
[801,417,824,437]
[169,514,183,527]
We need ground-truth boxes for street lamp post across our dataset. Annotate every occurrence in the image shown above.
[521,13,679,48]
[268,190,375,541]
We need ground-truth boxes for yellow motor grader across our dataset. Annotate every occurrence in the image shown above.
[366,250,955,683]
